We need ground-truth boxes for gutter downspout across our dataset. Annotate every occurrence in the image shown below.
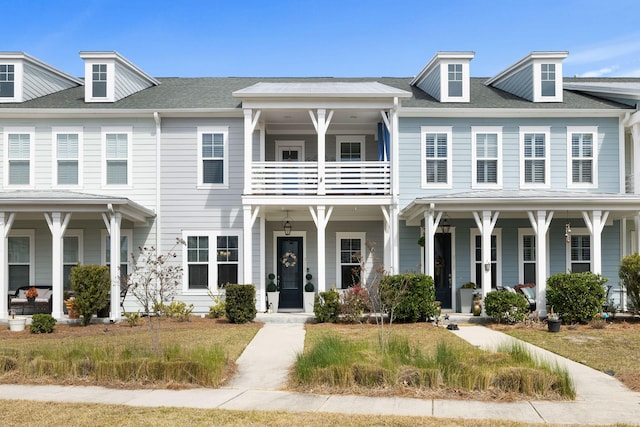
[153,112,161,251]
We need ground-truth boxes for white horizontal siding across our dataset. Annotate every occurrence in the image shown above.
[22,62,78,101]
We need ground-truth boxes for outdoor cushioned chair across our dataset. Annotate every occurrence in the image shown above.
[514,283,536,311]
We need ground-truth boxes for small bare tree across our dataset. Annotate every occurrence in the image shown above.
[127,238,184,353]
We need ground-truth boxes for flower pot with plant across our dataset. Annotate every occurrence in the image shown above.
[547,307,561,332]
[303,272,315,313]
[25,286,38,303]
[472,293,482,316]
[7,310,26,332]
[266,273,279,313]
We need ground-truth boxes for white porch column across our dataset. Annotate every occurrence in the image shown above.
[635,215,640,255]
[102,211,122,321]
[380,206,391,272]
[45,212,71,320]
[423,207,442,278]
[473,210,499,297]
[243,205,260,306]
[243,108,261,196]
[632,124,640,194]
[309,205,333,292]
[0,212,15,320]
[527,210,553,316]
[309,109,333,196]
[582,210,609,274]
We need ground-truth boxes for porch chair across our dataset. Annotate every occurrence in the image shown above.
[514,283,536,312]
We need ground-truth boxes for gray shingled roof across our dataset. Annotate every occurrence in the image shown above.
[0,77,631,111]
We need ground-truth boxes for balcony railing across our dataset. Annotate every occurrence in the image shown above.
[249,161,391,195]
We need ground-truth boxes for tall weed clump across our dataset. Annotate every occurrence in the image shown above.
[546,272,607,323]
[225,284,257,323]
[619,253,640,313]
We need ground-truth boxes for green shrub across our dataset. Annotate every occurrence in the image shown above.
[208,297,226,319]
[314,289,340,323]
[340,285,372,323]
[225,284,256,324]
[619,253,640,314]
[163,301,194,321]
[70,264,111,326]
[546,272,607,324]
[379,273,436,322]
[123,311,141,327]
[30,314,56,334]
[484,291,529,324]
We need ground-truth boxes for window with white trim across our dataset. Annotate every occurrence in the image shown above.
[448,64,463,97]
[53,127,82,187]
[568,232,591,273]
[197,126,228,187]
[421,126,452,187]
[0,64,14,98]
[337,135,364,161]
[102,229,132,279]
[92,64,107,98]
[520,127,550,188]
[63,230,83,292]
[336,232,364,288]
[103,127,131,186]
[518,230,536,284]
[4,127,34,187]
[567,126,597,188]
[183,230,242,292]
[8,230,34,292]
[541,64,556,97]
[471,229,502,289]
[472,127,502,188]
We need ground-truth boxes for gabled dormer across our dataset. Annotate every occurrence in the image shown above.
[79,51,159,103]
[0,52,82,103]
[410,52,474,102]
[485,51,568,103]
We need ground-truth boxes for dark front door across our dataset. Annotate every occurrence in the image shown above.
[434,233,452,309]
[277,236,303,309]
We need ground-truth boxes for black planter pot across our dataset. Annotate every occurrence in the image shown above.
[547,319,561,332]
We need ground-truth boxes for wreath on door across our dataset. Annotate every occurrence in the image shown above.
[281,251,297,268]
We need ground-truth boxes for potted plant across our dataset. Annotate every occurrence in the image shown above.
[266,273,279,313]
[7,309,26,332]
[547,307,561,332]
[25,286,38,303]
[459,282,476,313]
[303,272,315,313]
[472,293,482,316]
[65,297,79,319]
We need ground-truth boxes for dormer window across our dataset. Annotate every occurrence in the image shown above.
[541,64,555,97]
[92,64,107,98]
[448,64,463,97]
[0,64,14,98]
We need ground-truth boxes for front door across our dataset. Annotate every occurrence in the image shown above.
[434,233,452,309]
[277,236,303,309]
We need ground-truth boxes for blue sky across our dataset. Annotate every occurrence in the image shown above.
[5,0,640,79]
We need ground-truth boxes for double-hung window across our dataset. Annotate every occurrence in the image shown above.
[448,64,463,97]
[567,126,597,188]
[8,230,34,292]
[0,64,14,98]
[184,230,242,292]
[568,231,591,273]
[520,127,550,188]
[336,232,364,288]
[92,64,107,98]
[103,127,131,186]
[4,127,34,187]
[337,135,364,161]
[53,127,82,187]
[102,230,132,279]
[541,64,556,97]
[472,127,502,188]
[63,230,83,292]
[518,230,536,284]
[198,126,228,187]
[421,126,452,188]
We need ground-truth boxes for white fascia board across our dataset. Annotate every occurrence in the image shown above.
[410,51,475,86]
[242,195,393,206]
[0,108,242,119]
[240,99,397,109]
[485,51,568,86]
[397,107,628,118]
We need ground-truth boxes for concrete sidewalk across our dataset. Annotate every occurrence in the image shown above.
[1,323,640,425]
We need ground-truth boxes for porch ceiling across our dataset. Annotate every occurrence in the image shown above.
[253,203,389,222]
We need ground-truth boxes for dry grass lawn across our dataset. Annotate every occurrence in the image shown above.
[490,317,640,391]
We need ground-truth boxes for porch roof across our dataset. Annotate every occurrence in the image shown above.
[232,81,412,98]
[401,190,640,225]
[0,190,155,225]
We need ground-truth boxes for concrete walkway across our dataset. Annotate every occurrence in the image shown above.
[1,322,640,425]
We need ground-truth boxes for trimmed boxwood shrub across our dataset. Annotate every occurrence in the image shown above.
[314,289,340,323]
[484,291,529,324]
[546,272,607,324]
[70,264,111,326]
[30,313,57,333]
[619,253,640,314]
[379,273,436,322]
[225,284,257,323]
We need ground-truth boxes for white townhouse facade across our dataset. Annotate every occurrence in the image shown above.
[1,50,640,320]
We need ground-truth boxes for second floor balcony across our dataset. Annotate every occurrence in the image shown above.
[248,161,391,196]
